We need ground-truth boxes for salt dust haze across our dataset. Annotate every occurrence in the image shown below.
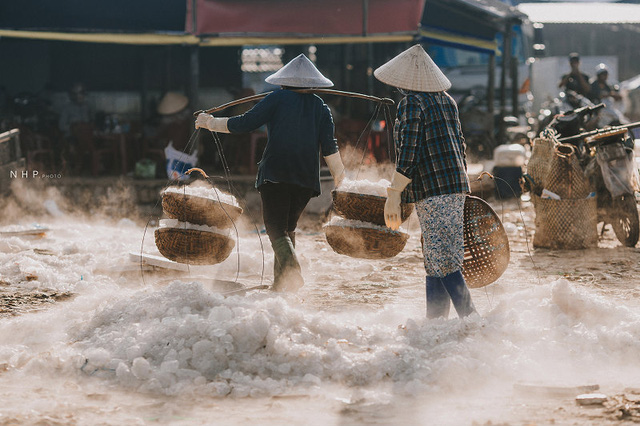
[0,181,639,426]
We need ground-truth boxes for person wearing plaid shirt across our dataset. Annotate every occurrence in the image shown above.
[394,91,470,203]
[374,44,476,319]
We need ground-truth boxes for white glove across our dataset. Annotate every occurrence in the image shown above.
[195,113,230,133]
[324,152,345,187]
[384,171,411,230]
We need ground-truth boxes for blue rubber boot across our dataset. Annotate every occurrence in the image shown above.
[426,276,451,319]
[440,270,476,318]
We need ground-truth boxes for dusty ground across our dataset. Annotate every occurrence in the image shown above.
[1,195,640,425]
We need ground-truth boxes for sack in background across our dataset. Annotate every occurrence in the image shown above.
[165,142,198,181]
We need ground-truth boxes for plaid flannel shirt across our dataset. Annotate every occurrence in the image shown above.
[393,91,470,203]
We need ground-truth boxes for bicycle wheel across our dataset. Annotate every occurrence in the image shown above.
[610,194,639,247]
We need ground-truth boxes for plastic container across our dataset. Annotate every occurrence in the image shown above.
[493,144,526,167]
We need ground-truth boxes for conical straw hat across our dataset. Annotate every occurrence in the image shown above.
[265,54,333,88]
[374,44,451,92]
[157,92,189,115]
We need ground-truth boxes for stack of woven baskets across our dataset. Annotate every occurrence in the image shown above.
[527,138,597,249]
[155,186,243,264]
[324,189,413,259]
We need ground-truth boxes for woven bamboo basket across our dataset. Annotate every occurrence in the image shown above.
[526,137,556,195]
[332,190,414,226]
[532,194,598,249]
[162,191,243,229]
[461,196,511,288]
[155,228,235,265]
[544,144,592,199]
[324,223,409,259]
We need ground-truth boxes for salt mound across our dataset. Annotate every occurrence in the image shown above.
[72,281,472,397]
[337,178,390,197]
[159,219,231,237]
[163,185,239,207]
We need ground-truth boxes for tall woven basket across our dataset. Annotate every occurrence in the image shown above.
[532,194,598,249]
[324,223,409,259]
[332,190,413,226]
[544,144,591,199]
[526,136,556,195]
[461,196,511,288]
[155,228,235,265]
[162,191,243,229]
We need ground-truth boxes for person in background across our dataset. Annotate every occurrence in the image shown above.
[195,54,345,293]
[589,63,627,126]
[589,63,622,104]
[558,53,591,108]
[59,82,93,137]
[375,44,476,319]
[141,92,193,179]
[156,92,192,152]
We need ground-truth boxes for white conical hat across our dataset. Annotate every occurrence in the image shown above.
[157,92,189,115]
[265,54,333,88]
[374,44,451,92]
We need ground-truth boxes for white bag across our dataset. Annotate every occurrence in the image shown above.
[596,144,640,197]
[164,142,198,181]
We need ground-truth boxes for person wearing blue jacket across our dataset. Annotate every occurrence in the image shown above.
[375,45,476,319]
[196,54,345,293]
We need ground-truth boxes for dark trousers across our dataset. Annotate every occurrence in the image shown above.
[259,182,313,292]
[258,182,314,244]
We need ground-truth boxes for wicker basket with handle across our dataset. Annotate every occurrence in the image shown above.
[332,190,413,227]
[324,222,409,259]
[544,144,592,200]
[155,227,235,265]
[526,136,556,195]
[162,190,243,229]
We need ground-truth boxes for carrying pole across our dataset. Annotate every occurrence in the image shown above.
[193,88,394,116]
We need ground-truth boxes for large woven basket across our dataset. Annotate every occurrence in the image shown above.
[155,228,235,265]
[162,191,243,229]
[324,223,409,259]
[332,190,414,226]
[544,144,592,199]
[462,196,511,288]
[526,137,556,195]
[532,194,598,249]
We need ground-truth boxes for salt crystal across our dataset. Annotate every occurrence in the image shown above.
[85,348,110,367]
[160,360,179,373]
[576,393,607,405]
[337,177,390,197]
[131,357,151,379]
[115,362,130,379]
[158,219,231,237]
[163,185,239,207]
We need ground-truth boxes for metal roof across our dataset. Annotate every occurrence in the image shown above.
[458,0,528,21]
[518,2,640,24]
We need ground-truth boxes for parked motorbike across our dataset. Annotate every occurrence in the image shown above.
[544,104,640,247]
[459,93,531,160]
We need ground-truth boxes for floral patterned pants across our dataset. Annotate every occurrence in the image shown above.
[415,193,466,278]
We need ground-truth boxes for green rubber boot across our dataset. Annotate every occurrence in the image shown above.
[272,236,304,292]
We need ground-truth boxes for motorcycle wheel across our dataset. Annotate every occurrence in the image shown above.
[610,194,639,247]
